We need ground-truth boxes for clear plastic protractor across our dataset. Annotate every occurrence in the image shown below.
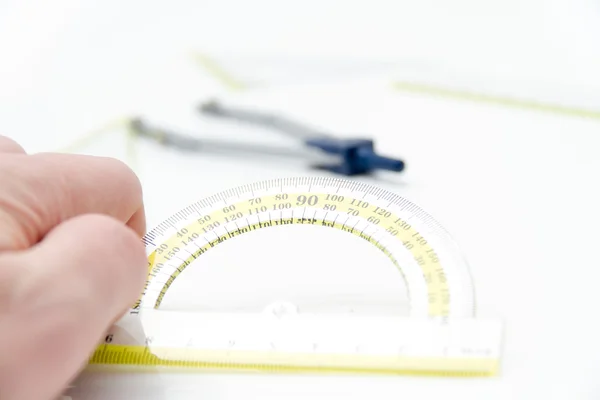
[133,177,475,318]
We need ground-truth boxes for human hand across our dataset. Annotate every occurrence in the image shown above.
[0,136,148,400]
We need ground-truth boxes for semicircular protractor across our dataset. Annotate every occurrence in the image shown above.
[136,177,474,318]
[89,177,503,378]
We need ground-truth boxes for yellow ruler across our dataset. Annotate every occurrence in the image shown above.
[87,177,503,377]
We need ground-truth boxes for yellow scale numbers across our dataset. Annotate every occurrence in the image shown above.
[136,192,449,316]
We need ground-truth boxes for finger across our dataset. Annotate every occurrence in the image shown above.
[0,153,146,251]
[0,213,147,400]
[0,135,26,154]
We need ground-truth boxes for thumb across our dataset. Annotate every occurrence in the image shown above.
[0,214,147,400]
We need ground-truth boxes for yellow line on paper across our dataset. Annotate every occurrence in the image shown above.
[392,81,600,121]
[191,52,247,91]
[56,117,131,154]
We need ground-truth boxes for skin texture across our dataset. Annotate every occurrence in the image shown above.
[0,135,148,400]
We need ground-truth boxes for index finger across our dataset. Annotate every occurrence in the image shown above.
[0,152,146,251]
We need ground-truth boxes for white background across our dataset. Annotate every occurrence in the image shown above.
[1,1,600,399]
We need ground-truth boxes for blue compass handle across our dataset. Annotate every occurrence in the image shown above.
[305,137,405,176]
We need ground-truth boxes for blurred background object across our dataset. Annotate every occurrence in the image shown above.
[1,0,599,154]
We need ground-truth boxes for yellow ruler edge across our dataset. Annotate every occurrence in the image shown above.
[89,344,498,377]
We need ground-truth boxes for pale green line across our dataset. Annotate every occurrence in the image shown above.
[191,52,247,91]
[188,52,600,122]
[55,116,140,173]
[56,117,131,154]
[392,81,600,121]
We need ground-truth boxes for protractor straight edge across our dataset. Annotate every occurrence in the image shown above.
[91,176,504,377]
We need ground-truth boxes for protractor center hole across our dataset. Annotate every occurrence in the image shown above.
[160,224,410,316]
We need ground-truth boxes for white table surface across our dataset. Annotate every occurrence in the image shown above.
[2,2,600,399]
